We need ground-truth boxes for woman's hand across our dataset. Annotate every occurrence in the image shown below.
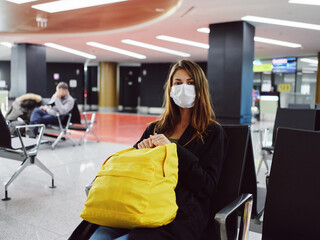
[137,134,171,149]
[150,134,171,146]
[137,136,155,149]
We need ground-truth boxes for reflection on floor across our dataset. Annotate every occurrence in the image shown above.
[69,112,160,145]
[0,113,272,240]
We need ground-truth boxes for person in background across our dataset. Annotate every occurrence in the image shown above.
[30,82,75,128]
[86,59,226,240]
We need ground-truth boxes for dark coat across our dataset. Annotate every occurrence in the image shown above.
[69,122,226,240]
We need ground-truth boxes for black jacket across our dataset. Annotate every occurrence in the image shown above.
[69,122,226,240]
[129,122,226,240]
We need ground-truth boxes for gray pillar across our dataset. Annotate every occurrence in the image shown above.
[208,21,255,125]
[10,43,46,97]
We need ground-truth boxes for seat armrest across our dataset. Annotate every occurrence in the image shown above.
[85,183,92,196]
[82,112,96,126]
[85,177,97,196]
[215,193,253,240]
[14,124,46,155]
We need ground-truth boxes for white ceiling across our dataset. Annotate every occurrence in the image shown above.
[0,0,319,64]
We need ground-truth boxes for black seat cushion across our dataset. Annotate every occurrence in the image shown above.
[262,128,320,240]
[0,110,12,149]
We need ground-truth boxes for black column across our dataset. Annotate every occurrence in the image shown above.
[207,21,255,125]
[10,43,46,97]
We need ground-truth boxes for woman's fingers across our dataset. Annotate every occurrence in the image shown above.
[150,134,171,146]
[138,137,154,149]
[138,134,171,149]
[148,137,155,148]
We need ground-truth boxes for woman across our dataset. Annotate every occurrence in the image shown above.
[71,60,226,240]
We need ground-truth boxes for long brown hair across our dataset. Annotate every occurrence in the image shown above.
[154,60,217,144]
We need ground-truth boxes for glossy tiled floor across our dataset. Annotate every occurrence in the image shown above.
[68,112,160,145]
[0,113,271,240]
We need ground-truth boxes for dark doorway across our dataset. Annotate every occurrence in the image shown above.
[119,66,141,112]
[86,66,98,110]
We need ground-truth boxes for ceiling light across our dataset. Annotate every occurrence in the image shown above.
[194,28,302,48]
[253,60,262,65]
[36,17,48,28]
[302,70,316,74]
[156,35,209,49]
[6,0,37,4]
[302,67,318,71]
[254,37,302,48]
[45,43,96,59]
[300,58,319,64]
[122,39,190,57]
[0,42,13,48]
[197,28,210,33]
[242,15,320,31]
[32,0,127,13]
[260,95,279,101]
[86,42,146,59]
[289,0,320,6]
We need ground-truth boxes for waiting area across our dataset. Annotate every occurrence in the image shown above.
[1,108,320,239]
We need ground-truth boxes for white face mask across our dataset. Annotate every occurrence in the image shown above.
[170,84,196,109]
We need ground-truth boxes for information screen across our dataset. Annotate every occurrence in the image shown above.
[272,57,296,73]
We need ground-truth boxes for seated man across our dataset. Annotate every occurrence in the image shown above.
[30,82,75,128]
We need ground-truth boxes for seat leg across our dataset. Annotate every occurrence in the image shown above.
[51,131,66,149]
[256,157,263,175]
[65,133,76,146]
[79,129,100,145]
[2,158,30,201]
[257,150,270,175]
[92,130,100,142]
[79,129,90,145]
[34,157,56,188]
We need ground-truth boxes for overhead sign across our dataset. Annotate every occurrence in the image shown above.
[278,83,291,92]
[253,63,273,72]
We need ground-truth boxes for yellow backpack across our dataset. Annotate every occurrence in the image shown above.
[80,143,179,229]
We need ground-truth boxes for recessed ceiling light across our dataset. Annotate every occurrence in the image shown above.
[86,42,146,59]
[289,0,320,6]
[32,0,127,13]
[242,15,320,31]
[254,37,302,48]
[156,35,209,49]
[195,28,301,48]
[300,58,319,64]
[0,42,13,48]
[6,0,37,4]
[197,28,210,33]
[121,39,190,57]
[44,43,96,59]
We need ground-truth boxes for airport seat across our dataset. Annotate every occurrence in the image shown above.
[70,124,253,240]
[44,100,81,149]
[0,110,55,201]
[240,128,266,222]
[261,127,320,240]
[209,125,254,240]
[68,111,99,145]
[257,108,320,175]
